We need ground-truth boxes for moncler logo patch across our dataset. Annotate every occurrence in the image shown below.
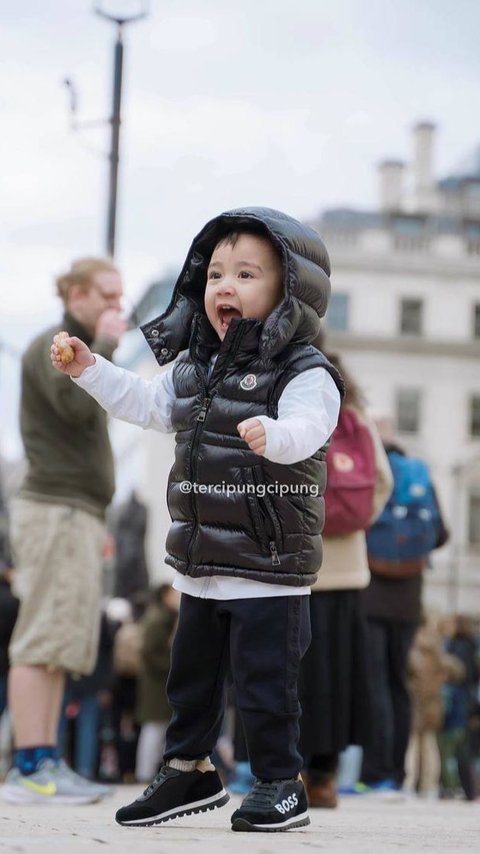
[240,374,257,391]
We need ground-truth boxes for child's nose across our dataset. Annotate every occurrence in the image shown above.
[216,279,235,295]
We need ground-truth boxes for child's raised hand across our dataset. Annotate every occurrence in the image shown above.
[237,418,266,456]
[50,334,96,378]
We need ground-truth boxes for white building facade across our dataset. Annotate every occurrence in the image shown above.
[313,123,480,614]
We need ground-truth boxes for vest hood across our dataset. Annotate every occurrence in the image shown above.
[142,207,331,364]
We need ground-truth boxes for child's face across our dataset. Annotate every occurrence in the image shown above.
[204,233,283,340]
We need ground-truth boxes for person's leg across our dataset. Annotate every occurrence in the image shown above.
[7,502,104,768]
[404,732,419,793]
[389,621,417,787]
[233,703,249,764]
[419,730,441,796]
[361,619,394,784]
[228,596,312,831]
[135,722,167,782]
[308,752,339,782]
[456,729,477,801]
[0,676,7,718]
[74,695,101,779]
[229,595,311,781]
[163,595,231,763]
[8,665,65,748]
[438,728,461,793]
[115,595,231,827]
[306,752,339,808]
[57,688,70,761]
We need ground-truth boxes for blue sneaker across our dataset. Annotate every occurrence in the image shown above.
[228,762,255,795]
[369,780,398,792]
[337,782,372,795]
[339,779,404,801]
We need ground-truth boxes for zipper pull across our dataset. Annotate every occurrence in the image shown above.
[197,396,211,422]
[269,541,281,566]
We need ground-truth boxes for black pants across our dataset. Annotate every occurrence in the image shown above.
[361,618,417,786]
[164,593,311,780]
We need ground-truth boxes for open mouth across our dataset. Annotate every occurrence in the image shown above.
[217,304,242,332]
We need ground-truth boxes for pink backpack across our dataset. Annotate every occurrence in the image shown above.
[323,408,376,537]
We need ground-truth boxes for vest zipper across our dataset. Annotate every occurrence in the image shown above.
[269,541,281,566]
[197,396,211,422]
[246,467,283,566]
[185,324,249,573]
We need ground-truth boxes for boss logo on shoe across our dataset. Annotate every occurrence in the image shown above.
[239,374,257,391]
[274,792,298,814]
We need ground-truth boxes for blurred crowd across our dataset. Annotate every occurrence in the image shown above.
[1,463,480,804]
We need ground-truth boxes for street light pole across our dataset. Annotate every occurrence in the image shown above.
[107,26,124,257]
[95,3,148,257]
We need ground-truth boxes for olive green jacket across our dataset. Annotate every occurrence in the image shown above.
[18,313,117,518]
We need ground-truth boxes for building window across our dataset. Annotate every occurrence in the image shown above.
[468,488,480,548]
[473,304,480,339]
[399,299,423,336]
[396,388,421,434]
[470,395,480,437]
[326,293,349,332]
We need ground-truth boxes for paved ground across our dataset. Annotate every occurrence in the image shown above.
[0,786,479,854]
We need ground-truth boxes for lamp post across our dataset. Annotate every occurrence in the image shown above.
[94,2,149,257]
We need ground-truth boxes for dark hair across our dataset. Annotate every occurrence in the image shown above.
[324,351,365,411]
[212,224,282,261]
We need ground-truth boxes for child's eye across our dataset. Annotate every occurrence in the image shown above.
[238,270,253,279]
[207,271,221,280]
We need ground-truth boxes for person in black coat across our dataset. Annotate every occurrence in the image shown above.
[0,569,19,717]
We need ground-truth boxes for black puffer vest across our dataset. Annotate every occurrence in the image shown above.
[142,207,344,586]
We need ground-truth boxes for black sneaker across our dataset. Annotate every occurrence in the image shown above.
[115,765,229,827]
[230,777,310,832]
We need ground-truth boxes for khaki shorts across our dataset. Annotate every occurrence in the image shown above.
[9,498,105,675]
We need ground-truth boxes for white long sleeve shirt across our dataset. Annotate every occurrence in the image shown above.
[73,354,340,599]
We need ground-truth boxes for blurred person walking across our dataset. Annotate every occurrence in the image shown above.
[110,596,144,782]
[360,421,448,793]
[112,490,150,601]
[404,616,464,799]
[58,612,115,783]
[439,615,480,801]
[3,258,126,805]
[299,354,393,808]
[135,585,178,783]
[0,483,18,719]
[0,569,18,720]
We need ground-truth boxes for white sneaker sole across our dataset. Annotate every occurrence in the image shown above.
[231,810,311,832]
[2,785,100,805]
[117,789,230,826]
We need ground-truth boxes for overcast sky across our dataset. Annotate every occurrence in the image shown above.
[1,0,480,458]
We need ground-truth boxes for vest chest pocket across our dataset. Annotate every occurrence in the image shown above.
[242,466,283,566]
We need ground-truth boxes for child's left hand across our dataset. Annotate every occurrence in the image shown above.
[237,418,266,455]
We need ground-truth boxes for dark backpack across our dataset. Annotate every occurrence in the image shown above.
[367,451,440,578]
[323,408,376,537]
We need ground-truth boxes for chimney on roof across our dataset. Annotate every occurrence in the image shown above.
[412,121,436,211]
[378,160,405,212]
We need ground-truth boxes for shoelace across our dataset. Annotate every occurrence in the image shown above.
[142,765,174,798]
[244,780,284,807]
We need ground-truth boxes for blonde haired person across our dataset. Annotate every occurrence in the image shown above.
[3,257,126,806]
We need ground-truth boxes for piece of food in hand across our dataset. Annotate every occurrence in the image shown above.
[53,331,75,365]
